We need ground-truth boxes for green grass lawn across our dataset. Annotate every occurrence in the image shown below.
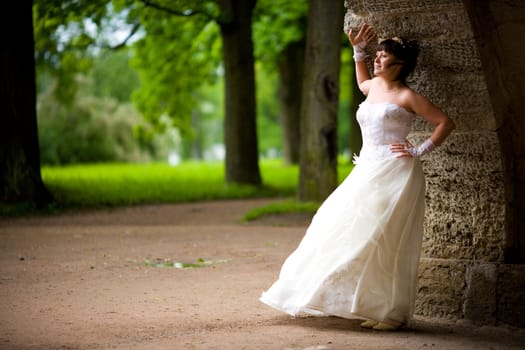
[23,159,352,216]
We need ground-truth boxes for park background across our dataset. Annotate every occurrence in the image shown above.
[2,0,359,214]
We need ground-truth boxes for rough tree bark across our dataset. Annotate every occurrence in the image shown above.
[278,41,305,165]
[0,1,51,206]
[298,0,344,201]
[219,0,261,185]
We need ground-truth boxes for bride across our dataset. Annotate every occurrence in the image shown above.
[259,23,455,331]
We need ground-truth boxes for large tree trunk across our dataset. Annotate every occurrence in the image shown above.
[278,41,305,165]
[219,0,261,185]
[0,1,51,206]
[298,0,344,201]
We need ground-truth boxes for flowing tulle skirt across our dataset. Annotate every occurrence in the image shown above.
[260,157,425,324]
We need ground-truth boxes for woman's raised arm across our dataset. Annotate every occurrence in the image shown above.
[347,23,375,94]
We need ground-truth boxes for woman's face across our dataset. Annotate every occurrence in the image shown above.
[373,50,402,78]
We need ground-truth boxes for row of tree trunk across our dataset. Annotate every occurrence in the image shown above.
[220,0,346,202]
[1,0,352,207]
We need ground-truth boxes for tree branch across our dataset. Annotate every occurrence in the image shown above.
[107,22,141,50]
[139,0,217,22]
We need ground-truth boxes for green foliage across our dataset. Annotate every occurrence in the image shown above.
[41,160,298,208]
[32,0,313,163]
[185,61,288,160]
[33,0,112,104]
[338,47,352,155]
[37,75,175,165]
[256,63,282,157]
[253,0,308,64]
[182,77,224,160]
[1,159,352,215]
[90,49,140,102]
[130,4,222,134]
[242,199,320,222]
[32,0,356,170]
[118,0,220,21]
[38,159,352,210]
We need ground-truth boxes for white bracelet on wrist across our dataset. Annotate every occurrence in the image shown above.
[353,41,367,62]
[408,138,436,158]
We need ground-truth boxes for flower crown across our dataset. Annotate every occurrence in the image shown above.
[378,36,406,47]
[378,36,416,52]
[391,37,405,47]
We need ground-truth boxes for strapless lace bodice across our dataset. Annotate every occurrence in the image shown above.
[356,102,415,162]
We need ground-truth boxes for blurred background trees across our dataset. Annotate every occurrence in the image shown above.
[2,0,361,205]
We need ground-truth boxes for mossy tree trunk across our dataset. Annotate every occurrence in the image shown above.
[298,0,344,201]
[219,0,261,185]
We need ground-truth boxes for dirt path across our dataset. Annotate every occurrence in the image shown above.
[1,199,524,350]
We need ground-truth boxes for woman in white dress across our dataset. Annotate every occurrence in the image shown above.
[259,23,456,331]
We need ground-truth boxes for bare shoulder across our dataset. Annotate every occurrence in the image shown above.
[369,77,382,87]
[366,77,387,96]
[401,89,433,113]
[360,77,379,95]
[404,89,454,127]
[390,87,419,113]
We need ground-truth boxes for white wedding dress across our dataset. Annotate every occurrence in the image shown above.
[260,101,426,324]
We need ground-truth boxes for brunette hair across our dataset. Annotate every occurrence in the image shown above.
[377,37,419,83]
